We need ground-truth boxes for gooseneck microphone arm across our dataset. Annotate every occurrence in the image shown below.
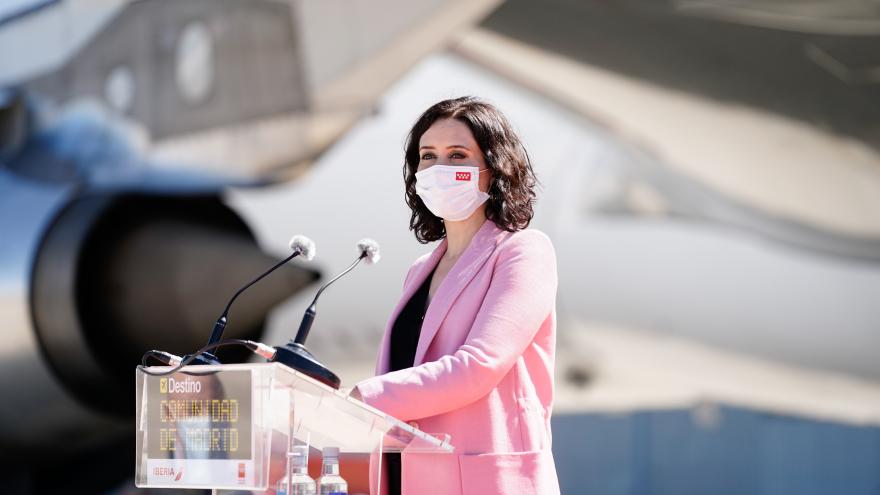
[273,238,380,389]
[207,250,302,346]
[185,234,316,366]
[293,252,366,345]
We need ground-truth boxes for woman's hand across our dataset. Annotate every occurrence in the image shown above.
[347,385,364,401]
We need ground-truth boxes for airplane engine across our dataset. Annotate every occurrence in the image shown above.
[0,92,318,459]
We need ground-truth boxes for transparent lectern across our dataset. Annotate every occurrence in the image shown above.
[135,363,454,493]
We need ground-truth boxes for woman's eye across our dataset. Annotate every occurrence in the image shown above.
[449,152,465,159]
[420,153,435,160]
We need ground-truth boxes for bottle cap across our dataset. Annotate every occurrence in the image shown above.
[322,446,339,457]
[289,445,309,467]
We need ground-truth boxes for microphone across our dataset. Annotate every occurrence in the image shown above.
[187,235,316,365]
[290,235,317,261]
[357,238,381,265]
[271,238,381,388]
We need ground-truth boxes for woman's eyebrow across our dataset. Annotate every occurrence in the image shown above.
[419,144,470,151]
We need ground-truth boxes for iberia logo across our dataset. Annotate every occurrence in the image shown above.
[455,171,471,181]
[238,463,246,480]
[159,378,167,393]
[152,466,183,481]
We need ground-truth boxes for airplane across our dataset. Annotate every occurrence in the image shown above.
[2,0,879,493]
[0,0,501,491]
[234,1,880,492]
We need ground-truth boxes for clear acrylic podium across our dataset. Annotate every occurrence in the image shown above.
[135,362,454,493]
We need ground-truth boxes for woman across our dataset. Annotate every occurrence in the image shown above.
[351,97,560,495]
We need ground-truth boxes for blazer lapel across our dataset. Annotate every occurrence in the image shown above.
[375,240,447,374]
[413,220,505,365]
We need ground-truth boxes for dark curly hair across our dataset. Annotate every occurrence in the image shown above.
[404,97,538,243]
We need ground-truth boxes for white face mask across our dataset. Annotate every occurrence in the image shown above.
[415,165,490,221]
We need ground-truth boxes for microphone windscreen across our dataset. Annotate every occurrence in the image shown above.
[357,238,381,265]
[289,235,316,261]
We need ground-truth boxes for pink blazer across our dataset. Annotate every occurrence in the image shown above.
[355,219,560,495]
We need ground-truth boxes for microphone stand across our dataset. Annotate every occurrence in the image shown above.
[186,249,303,365]
[271,252,368,388]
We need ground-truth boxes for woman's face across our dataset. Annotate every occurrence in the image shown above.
[417,118,492,194]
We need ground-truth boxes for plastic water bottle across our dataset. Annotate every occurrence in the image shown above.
[317,447,348,495]
[277,445,316,495]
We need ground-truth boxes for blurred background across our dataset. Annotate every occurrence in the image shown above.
[2,0,880,494]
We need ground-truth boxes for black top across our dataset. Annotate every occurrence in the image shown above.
[386,267,435,495]
[389,268,435,373]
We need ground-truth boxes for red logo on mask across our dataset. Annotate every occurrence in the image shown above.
[455,171,471,181]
